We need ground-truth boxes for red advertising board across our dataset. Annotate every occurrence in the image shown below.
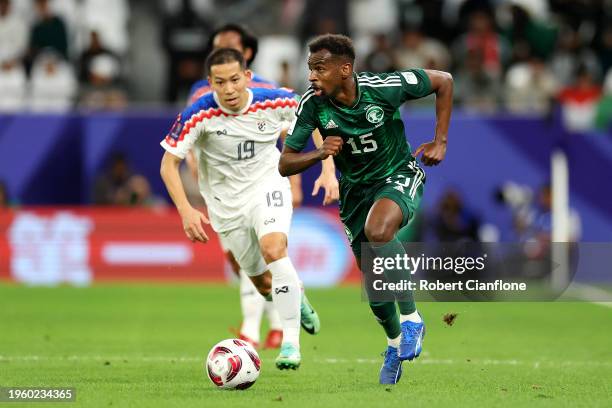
[0,207,360,285]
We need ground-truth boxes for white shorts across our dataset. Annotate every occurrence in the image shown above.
[218,183,292,277]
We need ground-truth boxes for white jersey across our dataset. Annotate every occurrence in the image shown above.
[161,87,298,232]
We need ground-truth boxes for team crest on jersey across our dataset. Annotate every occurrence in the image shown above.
[365,105,384,124]
[257,120,266,132]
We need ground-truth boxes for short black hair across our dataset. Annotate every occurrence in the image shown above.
[206,23,258,67]
[206,48,246,76]
[308,34,355,63]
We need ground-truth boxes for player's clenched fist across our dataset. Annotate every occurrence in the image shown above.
[413,140,447,166]
[180,206,210,243]
[318,136,343,159]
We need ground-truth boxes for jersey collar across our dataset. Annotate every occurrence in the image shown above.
[213,88,253,115]
[329,72,362,110]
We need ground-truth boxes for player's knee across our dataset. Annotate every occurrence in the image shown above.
[260,242,287,264]
[364,224,396,243]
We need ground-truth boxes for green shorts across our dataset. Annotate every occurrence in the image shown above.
[339,162,425,258]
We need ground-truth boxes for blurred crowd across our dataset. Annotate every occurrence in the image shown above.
[0,0,128,111]
[1,0,612,131]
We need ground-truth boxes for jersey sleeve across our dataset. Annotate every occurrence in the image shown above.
[284,90,317,152]
[397,68,433,102]
[366,69,432,109]
[160,108,204,159]
[275,92,300,131]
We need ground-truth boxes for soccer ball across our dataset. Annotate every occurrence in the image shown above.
[205,339,261,389]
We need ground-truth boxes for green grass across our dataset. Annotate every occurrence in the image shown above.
[1,283,611,407]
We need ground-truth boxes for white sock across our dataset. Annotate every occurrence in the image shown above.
[264,301,282,330]
[239,270,264,343]
[387,335,401,348]
[400,310,422,324]
[268,257,301,348]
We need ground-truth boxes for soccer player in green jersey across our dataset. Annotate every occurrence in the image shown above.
[279,34,453,384]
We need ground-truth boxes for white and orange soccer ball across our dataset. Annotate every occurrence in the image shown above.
[205,339,261,389]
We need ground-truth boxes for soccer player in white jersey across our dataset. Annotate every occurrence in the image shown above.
[186,24,338,350]
[160,48,320,369]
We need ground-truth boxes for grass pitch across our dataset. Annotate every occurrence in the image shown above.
[1,283,611,407]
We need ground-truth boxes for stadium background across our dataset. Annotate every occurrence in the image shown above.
[1,2,612,407]
[1,0,611,286]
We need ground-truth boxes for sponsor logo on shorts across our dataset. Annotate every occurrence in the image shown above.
[264,218,276,225]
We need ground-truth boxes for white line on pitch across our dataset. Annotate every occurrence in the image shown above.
[1,355,612,367]
[564,283,612,308]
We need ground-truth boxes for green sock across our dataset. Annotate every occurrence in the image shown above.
[369,302,401,339]
[371,237,417,315]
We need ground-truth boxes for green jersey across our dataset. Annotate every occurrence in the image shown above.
[285,69,433,184]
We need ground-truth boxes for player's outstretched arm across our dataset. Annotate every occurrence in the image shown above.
[413,70,453,166]
[279,136,343,177]
[160,151,210,243]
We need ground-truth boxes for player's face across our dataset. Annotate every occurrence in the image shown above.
[307,50,349,97]
[208,61,252,111]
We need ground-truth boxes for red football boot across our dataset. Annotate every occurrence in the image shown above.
[238,333,259,349]
[263,329,282,349]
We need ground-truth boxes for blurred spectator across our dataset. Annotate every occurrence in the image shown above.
[93,152,156,206]
[299,0,349,43]
[432,189,481,242]
[29,50,77,111]
[0,63,26,111]
[78,31,127,110]
[397,0,451,42]
[395,27,451,71]
[504,57,558,115]
[362,33,396,73]
[596,25,612,76]
[252,34,300,88]
[454,49,501,113]
[82,0,129,56]
[349,0,396,37]
[78,31,115,81]
[550,25,601,87]
[595,69,612,130]
[557,65,602,132]
[128,175,166,207]
[161,0,210,102]
[29,0,68,61]
[501,4,557,64]
[452,10,506,78]
[0,0,28,68]
[79,54,128,110]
